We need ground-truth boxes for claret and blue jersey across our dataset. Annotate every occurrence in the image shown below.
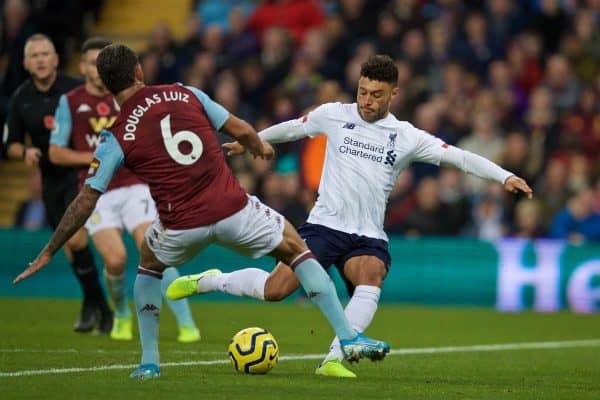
[49,85,141,190]
[85,84,248,230]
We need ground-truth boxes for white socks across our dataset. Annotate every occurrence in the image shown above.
[199,268,268,300]
[323,285,381,363]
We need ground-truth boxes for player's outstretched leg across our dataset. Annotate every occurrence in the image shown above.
[165,268,223,300]
[317,284,382,377]
[271,221,390,363]
[166,268,273,300]
[161,267,200,343]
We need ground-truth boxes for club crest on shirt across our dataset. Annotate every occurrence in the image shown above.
[387,132,397,148]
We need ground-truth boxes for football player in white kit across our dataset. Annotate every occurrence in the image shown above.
[169,55,533,377]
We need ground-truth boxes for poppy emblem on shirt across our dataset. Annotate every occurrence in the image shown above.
[96,102,111,116]
[43,115,55,130]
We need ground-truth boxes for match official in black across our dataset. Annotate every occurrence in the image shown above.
[3,34,112,333]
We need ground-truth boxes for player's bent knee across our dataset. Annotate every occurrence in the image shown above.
[104,257,126,276]
[263,278,295,302]
[263,287,288,302]
[271,235,309,266]
[357,267,387,287]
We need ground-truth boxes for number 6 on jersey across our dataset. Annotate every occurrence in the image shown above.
[160,114,203,165]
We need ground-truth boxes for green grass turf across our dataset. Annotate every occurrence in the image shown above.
[1,298,599,400]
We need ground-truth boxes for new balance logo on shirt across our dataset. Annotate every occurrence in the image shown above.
[342,122,356,130]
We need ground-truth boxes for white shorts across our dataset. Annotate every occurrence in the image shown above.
[86,184,157,235]
[145,195,285,266]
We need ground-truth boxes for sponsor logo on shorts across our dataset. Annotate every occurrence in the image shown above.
[90,213,101,224]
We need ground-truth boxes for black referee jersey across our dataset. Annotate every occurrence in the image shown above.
[3,73,82,178]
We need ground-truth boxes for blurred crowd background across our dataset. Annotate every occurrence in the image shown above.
[0,0,599,242]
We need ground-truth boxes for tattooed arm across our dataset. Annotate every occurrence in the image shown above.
[13,185,101,284]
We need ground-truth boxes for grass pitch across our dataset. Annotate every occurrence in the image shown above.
[1,298,599,400]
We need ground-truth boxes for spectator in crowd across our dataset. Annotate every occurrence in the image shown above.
[1,0,37,99]
[533,0,569,56]
[438,168,470,235]
[404,177,451,237]
[471,183,507,241]
[550,186,600,242]
[2,0,599,241]
[223,7,260,65]
[561,87,600,163]
[248,0,324,45]
[511,199,544,238]
[543,54,581,117]
[196,0,254,32]
[458,110,505,194]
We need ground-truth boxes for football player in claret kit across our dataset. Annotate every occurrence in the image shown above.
[180,55,534,378]
[13,44,390,380]
[48,37,200,343]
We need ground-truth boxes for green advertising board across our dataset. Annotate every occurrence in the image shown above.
[1,229,599,312]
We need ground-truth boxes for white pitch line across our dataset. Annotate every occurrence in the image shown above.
[1,338,599,378]
[0,349,225,355]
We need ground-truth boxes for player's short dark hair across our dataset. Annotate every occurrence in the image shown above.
[24,33,55,54]
[81,37,112,53]
[360,55,398,85]
[97,44,139,94]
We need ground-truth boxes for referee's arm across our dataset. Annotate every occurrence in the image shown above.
[4,96,41,165]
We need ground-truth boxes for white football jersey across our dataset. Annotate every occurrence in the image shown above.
[301,102,447,241]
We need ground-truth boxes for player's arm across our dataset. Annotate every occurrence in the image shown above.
[4,95,42,165]
[184,85,272,159]
[48,95,94,166]
[440,146,532,197]
[223,104,330,156]
[49,145,94,166]
[221,114,273,159]
[260,104,331,142]
[412,126,533,198]
[13,131,124,284]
